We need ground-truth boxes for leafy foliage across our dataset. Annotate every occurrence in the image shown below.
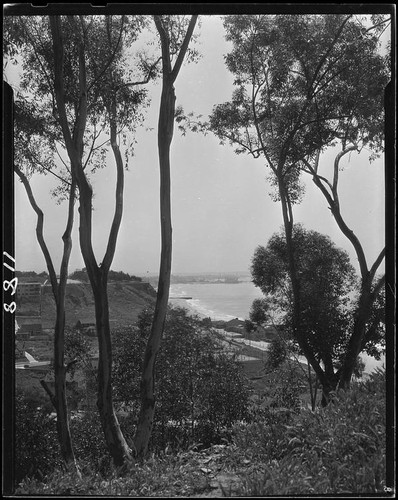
[153,15,201,65]
[15,388,111,485]
[71,411,112,477]
[15,391,62,486]
[68,268,142,282]
[5,15,153,202]
[208,14,389,202]
[205,14,388,391]
[249,297,272,326]
[14,362,387,496]
[15,270,47,279]
[251,225,359,368]
[64,327,94,379]
[267,337,288,370]
[234,368,387,495]
[112,306,250,452]
[359,284,386,360]
[244,319,255,333]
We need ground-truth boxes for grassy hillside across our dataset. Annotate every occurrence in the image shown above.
[17,281,157,328]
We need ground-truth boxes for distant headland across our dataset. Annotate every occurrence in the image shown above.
[146,272,251,286]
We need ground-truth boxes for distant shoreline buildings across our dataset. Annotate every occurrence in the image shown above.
[16,282,42,300]
[15,282,43,340]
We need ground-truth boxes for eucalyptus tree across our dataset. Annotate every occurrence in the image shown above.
[207,14,389,393]
[133,14,198,458]
[6,13,155,466]
[48,14,158,466]
[13,105,78,469]
[251,225,379,403]
[5,15,80,470]
[296,15,390,389]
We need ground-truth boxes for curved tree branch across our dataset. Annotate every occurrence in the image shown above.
[170,15,198,82]
[303,151,369,278]
[14,164,59,299]
[333,144,358,195]
[87,15,125,93]
[153,16,172,75]
[101,95,124,273]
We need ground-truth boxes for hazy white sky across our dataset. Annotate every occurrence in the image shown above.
[11,15,386,277]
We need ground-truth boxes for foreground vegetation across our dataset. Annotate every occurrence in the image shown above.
[15,314,386,496]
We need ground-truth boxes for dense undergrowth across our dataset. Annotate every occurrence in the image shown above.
[233,367,387,495]
[14,365,387,496]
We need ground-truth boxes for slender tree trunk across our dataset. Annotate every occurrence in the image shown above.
[76,189,132,466]
[73,128,132,467]
[53,180,78,467]
[53,309,75,466]
[338,277,374,389]
[277,177,302,340]
[50,15,132,466]
[134,75,175,458]
[307,362,316,410]
[15,164,78,469]
[134,14,197,458]
[94,276,132,466]
[277,176,339,404]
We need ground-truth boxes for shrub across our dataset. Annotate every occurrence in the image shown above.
[234,368,387,495]
[15,385,111,485]
[244,319,255,333]
[15,391,62,486]
[266,336,288,370]
[112,306,250,452]
[259,359,305,413]
[70,410,112,477]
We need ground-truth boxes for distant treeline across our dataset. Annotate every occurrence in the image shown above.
[15,271,48,278]
[15,269,142,283]
[69,268,142,282]
[15,271,49,283]
[170,273,245,284]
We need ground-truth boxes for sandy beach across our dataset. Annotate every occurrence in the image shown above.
[168,297,211,319]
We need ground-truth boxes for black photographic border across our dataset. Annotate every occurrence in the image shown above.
[2,2,396,496]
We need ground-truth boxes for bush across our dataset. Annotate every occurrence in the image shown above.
[112,306,250,452]
[258,359,305,413]
[267,336,287,370]
[234,368,387,495]
[244,319,255,333]
[15,391,62,486]
[70,410,112,477]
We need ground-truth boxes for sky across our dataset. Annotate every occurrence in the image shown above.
[9,15,387,277]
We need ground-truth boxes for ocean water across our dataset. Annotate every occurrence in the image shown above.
[169,281,264,321]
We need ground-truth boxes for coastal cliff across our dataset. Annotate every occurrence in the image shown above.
[17,281,157,328]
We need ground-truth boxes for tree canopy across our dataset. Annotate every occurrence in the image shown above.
[8,15,151,197]
[250,224,386,400]
[211,14,388,194]
[68,268,142,282]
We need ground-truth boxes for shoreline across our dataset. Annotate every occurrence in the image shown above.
[169,295,385,377]
[168,297,242,322]
[168,281,261,321]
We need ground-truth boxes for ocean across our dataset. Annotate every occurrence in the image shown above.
[169,280,264,321]
[168,280,385,375]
